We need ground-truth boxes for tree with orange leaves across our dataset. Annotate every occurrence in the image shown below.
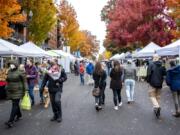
[58,0,99,57]
[0,0,25,38]
[166,0,180,38]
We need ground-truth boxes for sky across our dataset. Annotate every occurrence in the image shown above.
[56,0,108,53]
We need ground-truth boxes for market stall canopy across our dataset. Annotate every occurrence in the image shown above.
[51,50,76,61]
[20,42,50,57]
[156,39,180,56]
[46,50,60,57]
[0,39,33,56]
[110,54,120,60]
[110,53,125,60]
[135,42,161,58]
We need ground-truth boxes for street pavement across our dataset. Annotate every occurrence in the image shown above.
[0,74,180,135]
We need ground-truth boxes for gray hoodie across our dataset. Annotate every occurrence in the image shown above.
[124,64,136,80]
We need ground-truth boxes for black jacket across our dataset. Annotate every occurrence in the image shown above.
[93,70,107,89]
[40,69,67,93]
[110,68,123,90]
[146,61,166,88]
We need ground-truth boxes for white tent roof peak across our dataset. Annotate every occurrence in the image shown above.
[139,42,161,53]
[110,53,125,60]
[20,42,50,57]
[135,42,161,57]
[0,39,33,56]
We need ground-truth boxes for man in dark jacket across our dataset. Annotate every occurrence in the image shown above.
[146,54,166,119]
[166,60,180,117]
[40,61,67,123]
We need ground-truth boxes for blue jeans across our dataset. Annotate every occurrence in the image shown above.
[80,74,84,85]
[125,79,135,102]
[95,86,106,106]
[28,84,35,104]
[38,79,43,101]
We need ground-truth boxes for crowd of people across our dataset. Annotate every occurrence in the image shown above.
[73,55,180,119]
[4,58,67,128]
[1,54,180,129]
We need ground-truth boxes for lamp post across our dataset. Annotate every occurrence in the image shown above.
[23,10,33,43]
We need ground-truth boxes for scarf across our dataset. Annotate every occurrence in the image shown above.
[48,65,61,80]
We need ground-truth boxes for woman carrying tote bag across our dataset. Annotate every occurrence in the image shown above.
[93,62,107,111]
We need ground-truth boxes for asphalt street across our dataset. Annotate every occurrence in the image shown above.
[0,74,180,135]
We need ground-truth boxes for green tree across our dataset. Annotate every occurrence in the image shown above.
[22,0,56,45]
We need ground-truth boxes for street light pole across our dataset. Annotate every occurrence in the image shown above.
[23,10,33,43]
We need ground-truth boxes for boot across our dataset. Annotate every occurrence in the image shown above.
[172,112,180,117]
[5,121,14,128]
[56,117,62,123]
[50,116,57,122]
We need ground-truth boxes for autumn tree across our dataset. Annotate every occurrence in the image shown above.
[22,0,56,44]
[103,50,112,59]
[58,0,99,57]
[166,0,180,38]
[58,0,79,48]
[80,31,99,57]
[101,0,116,23]
[0,0,25,38]
[102,0,176,51]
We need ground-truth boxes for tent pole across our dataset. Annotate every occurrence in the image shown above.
[11,55,13,60]
[0,57,3,69]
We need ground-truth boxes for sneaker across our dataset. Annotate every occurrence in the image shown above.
[56,117,62,123]
[118,102,122,107]
[98,106,102,110]
[95,103,99,111]
[114,106,118,110]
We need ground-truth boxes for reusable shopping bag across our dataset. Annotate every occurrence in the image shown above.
[21,92,31,110]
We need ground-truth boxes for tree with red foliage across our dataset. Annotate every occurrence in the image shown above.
[103,0,176,49]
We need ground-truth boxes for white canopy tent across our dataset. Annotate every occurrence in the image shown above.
[110,53,125,60]
[110,54,120,60]
[51,50,73,73]
[20,42,50,57]
[135,42,161,58]
[0,39,33,56]
[46,50,60,57]
[156,39,180,56]
[51,50,76,61]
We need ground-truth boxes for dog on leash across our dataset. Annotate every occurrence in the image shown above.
[43,87,50,108]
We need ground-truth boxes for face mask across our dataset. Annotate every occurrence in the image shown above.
[10,64,16,69]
